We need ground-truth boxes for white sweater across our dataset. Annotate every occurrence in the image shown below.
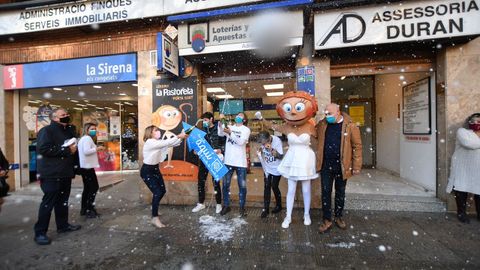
[78,135,99,169]
[142,137,182,165]
[218,123,251,168]
[446,128,480,195]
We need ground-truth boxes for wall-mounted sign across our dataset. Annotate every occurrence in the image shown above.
[3,53,137,90]
[349,106,365,127]
[314,0,480,50]
[296,66,315,96]
[403,77,431,135]
[157,33,179,76]
[109,116,121,136]
[164,0,264,16]
[178,11,304,55]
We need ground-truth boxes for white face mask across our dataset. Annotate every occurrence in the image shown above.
[153,130,161,140]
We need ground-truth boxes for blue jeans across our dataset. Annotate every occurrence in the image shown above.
[321,170,346,221]
[140,164,166,217]
[223,165,247,208]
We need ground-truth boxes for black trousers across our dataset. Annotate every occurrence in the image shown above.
[197,162,222,204]
[140,164,166,217]
[34,178,72,236]
[454,190,480,217]
[321,170,347,221]
[80,168,99,211]
[264,174,281,210]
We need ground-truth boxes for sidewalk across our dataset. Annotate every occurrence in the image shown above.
[0,178,479,269]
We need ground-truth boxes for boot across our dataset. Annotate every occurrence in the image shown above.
[272,205,282,214]
[260,209,268,218]
[455,191,469,223]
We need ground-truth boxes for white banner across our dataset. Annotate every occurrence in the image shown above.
[314,0,480,50]
[178,11,304,55]
[109,116,121,136]
[164,0,264,15]
[403,78,431,135]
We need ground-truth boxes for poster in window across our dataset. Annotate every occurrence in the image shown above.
[402,77,431,135]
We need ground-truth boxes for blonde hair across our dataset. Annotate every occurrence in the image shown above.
[143,125,160,142]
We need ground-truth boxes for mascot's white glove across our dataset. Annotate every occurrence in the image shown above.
[255,111,263,120]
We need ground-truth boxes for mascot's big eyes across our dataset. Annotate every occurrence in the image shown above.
[295,103,305,112]
[163,110,179,118]
[282,103,292,113]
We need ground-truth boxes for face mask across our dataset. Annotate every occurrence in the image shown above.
[59,116,71,124]
[88,130,97,137]
[235,116,243,124]
[203,121,209,128]
[154,130,161,140]
[326,115,336,124]
[469,123,480,131]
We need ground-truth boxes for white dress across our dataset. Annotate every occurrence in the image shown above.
[277,133,318,181]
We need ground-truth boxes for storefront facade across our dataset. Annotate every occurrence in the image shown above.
[1,0,479,211]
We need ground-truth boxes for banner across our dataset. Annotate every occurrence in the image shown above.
[3,53,137,90]
[182,122,229,181]
[152,76,198,181]
[157,33,179,76]
[296,66,315,96]
[314,0,480,50]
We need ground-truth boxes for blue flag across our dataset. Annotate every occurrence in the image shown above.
[182,122,229,181]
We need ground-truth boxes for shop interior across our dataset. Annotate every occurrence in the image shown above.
[25,83,139,182]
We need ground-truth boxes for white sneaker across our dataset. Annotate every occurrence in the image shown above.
[282,217,291,229]
[215,204,222,214]
[192,203,205,213]
[304,215,311,226]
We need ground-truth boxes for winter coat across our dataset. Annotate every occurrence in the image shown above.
[315,112,363,179]
[446,128,480,195]
[203,121,226,154]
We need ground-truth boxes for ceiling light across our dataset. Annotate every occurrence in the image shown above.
[86,103,96,107]
[111,109,118,112]
[131,83,138,87]
[263,84,284,90]
[53,87,63,91]
[119,93,127,96]
[74,108,83,111]
[28,100,41,104]
[266,92,284,97]
[206,87,225,93]
[70,100,79,103]
[123,102,133,106]
[114,102,123,106]
[215,94,234,99]
[96,107,104,110]
[93,85,102,89]
[340,76,346,80]
[77,104,87,107]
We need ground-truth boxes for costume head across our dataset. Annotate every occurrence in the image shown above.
[276,91,318,126]
[152,105,182,131]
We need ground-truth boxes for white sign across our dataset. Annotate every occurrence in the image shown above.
[178,11,304,55]
[165,24,178,40]
[0,0,163,35]
[110,116,121,136]
[314,0,480,50]
[158,33,179,76]
[164,0,265,15]
[403,77,431,135]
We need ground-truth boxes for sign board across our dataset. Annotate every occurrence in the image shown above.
[164,24,178,40]
[157,33,179,76]
[403,77,431,135]
[109,116,121,136]
[349,106,365,126]
[314,0,480,50]
[3,53,137,90]
[164,0,264,15]
[152,76,199,181]
[178,11,304,55]
[296,66,315,96]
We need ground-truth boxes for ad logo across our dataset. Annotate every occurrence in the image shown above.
[3,65,24,89]
[188,22,209,53]
[318,13,366,47]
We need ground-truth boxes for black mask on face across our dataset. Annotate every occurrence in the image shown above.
[59,116,71,124]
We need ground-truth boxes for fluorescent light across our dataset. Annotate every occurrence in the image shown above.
[119,93,127,96]
[95,107,104,110]
[206,87,225,93]
[70,100,79,103]
[123,102,133,106]
[131,83,138,87]
[86,103,96,107]
[129,112,136,115]
[77,104,87,107]
[263,84,284,90]
[266,92,284,97]
[74,108,83,111]
[215,94,234,99]
[93,85,102,89]
[53,87,63,91]
[340,76,346,80]
[28,100,41,104]
[114,102,123,106]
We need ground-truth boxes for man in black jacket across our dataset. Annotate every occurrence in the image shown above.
[191,112,226,214]
[33,108,81,245]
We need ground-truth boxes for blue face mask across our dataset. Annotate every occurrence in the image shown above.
[326,115,336,124]
[235,116,243,124]
[203,121,209,128]
[89,130,97,136]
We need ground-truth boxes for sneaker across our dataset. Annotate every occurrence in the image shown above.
[215,204,222,214]
[304,215,311,226]
[319,220,333,234]
[281,217,291,228]
[57,224,82,234]
[220,206,231,216]
[239,207,247,217]
[34,234,51,245]
[272,205,282,214]
[192,203,206,213]
[334,217,347,229]
[86,210,99,219]
[260,209,269,218]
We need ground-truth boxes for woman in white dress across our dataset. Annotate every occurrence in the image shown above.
[446,113,480,223]
[256,91,318,228]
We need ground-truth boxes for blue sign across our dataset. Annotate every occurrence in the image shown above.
[5,53,137,89]
[182,122,229,181]
[296,66,315,96]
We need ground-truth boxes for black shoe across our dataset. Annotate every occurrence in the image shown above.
[57,224,82,233]
[80,208,86,216]
[239,208,247,217]
[86,210,99,218]
[220,206,231,216]
[260,209,268,218]
[272,205,282,214]
[34,234,51,245]
[457,213,470,224]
